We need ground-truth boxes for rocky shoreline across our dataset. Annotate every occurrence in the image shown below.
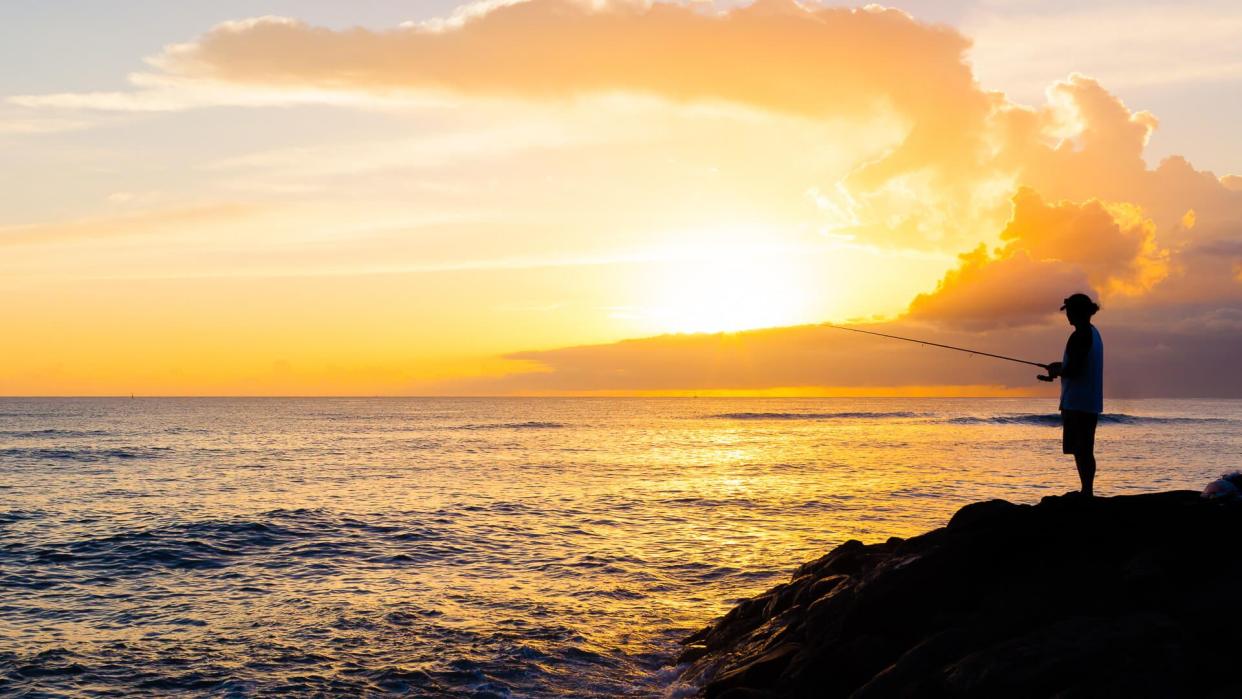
[677,491,1242,698]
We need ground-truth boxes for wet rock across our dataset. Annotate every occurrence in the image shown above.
[679,490,1242,697]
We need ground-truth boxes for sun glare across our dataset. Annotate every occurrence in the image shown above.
[636,228,815,334]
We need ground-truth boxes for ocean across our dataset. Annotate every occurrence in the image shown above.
[1,397,1238,697]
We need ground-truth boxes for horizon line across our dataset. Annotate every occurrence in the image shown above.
[1,394,1238,400]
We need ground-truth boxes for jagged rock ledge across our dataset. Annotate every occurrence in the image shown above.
[677,491,1242,698]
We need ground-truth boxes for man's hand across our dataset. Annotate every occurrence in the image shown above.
[1037,361,1063,382]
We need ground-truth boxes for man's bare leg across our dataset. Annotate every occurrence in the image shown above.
[1074,452,1095,497]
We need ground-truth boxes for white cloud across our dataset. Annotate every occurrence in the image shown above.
[404,0,531,32]
[8,72,449,113]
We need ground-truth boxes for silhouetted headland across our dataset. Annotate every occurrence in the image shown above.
[678,490,1242,698]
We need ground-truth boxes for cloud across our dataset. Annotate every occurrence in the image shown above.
[92,0,1236,255]
[407,0,531,33]
[996,75,1242,232]
[17,2,1236,254]
[906,187,1168,329]
[223,0,978,180]
[10,0,1006,248]
[148,1,981,127]
[905,246,1093,330]
[998,188,1168,296]
[7,72,428,113]
[425,313,1242,397]
[859,66,1242,329]
[202,111,628,183]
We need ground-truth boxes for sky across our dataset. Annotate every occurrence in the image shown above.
[2,0,1241,396]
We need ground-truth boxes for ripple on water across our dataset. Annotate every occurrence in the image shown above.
[708,411,928,420]
[453,421,567,430]
[0,446,170,462]
[0,428,114,438]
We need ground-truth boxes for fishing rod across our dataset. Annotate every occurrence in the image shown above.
[821,324,1056,380]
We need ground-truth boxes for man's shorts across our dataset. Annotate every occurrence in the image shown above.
[1061,409,1099,455]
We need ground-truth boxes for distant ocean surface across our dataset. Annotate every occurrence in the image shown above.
[2,397,1239,697]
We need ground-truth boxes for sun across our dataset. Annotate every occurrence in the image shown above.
[634,227,816,334]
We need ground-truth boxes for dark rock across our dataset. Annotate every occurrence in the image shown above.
[851,626,972,698]
[679,490,1242,697]
[793,574,847,607]
[794,539,867,579]
[715,689,777,699]
[945,498,1020,530]
[678,643,710,664]
[706,644,801,698]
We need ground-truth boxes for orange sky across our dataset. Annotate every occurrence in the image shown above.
[2,0,1241,396]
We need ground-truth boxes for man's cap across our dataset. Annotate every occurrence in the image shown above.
[1060,293,1099,312]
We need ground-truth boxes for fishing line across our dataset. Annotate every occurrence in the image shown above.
[821,324,1050,371]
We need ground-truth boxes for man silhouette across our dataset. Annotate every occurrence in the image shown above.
[1042,294,1103,497]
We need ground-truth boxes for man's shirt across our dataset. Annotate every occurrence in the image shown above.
[1060,324,1103,414]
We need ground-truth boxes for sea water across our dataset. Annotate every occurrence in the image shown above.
[1,397,1238,697]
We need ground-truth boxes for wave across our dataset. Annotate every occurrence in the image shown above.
[705,411,1230,426]
[942,413,1231,426]
[0,429,113,438]
[0,446,170,462]
[6,508,456,577]
[709,411,927,421]
[0,509,42,526]
[454,421,566,430]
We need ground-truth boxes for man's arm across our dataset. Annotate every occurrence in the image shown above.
[1061,327,1091,379]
